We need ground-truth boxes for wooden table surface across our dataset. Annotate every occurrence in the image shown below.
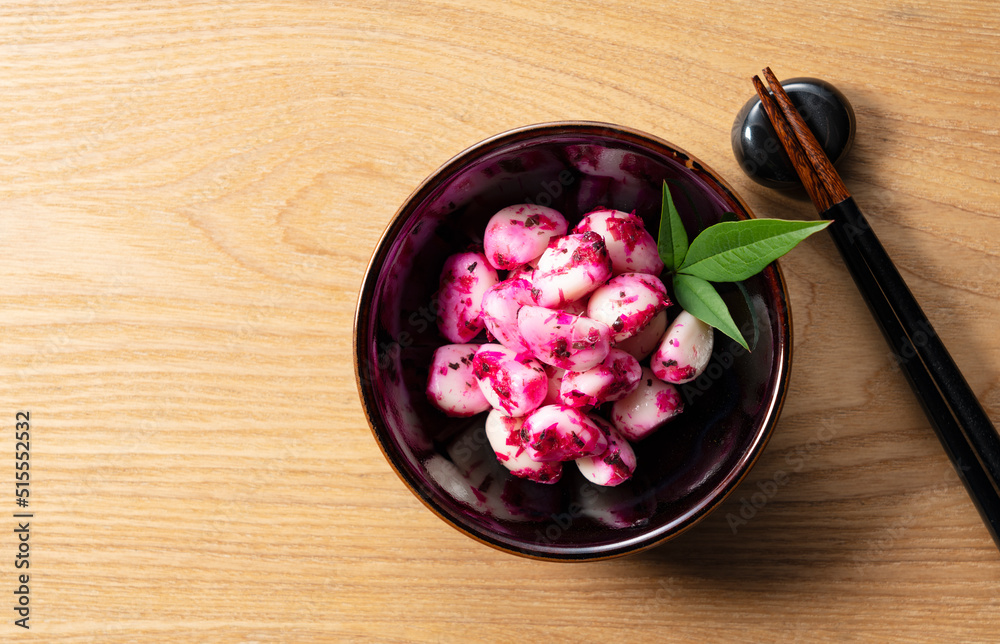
[3,1,1000,641]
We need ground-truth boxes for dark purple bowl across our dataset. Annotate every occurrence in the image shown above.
[355,122,791,560]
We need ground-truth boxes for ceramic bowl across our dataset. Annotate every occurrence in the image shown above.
[354,122,791,560]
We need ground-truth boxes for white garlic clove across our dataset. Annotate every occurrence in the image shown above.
[586,272,670,342]
[480,278,535,352]
[542,365,566,406]
[472,344,548,417]
[530,232,612,308]
[611,367,684,441]
[559,349,642,408]
[517,305,611,372]
[614,309,668,361]
[426,344,491,417]
[651,310,714,384]
[484,410,562,484]
[572,208,664,276]
[436,250,499,343]
[556,296,589,317]
[483,204,568,270]
[521,404,608,462]
[575,415,637,487]
[507,259,538,283]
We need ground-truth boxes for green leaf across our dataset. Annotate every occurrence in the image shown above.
[657,181,688,271]
[678,218,831,282]
[672,273,748,351]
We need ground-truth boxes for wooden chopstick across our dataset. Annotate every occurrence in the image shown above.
[761,67,851,206]
[752,69,1000,548]
[751,75,836,211]
[758,69,1000,490]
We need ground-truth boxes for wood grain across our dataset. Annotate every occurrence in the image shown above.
[1,1,999,640]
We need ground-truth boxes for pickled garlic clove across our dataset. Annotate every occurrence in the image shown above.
[507,259,538,283]
[472,344,548,417]
[517,305,611,372]
[556,296,589,317]
[522,404,608,462]
[481,278,535,352]
[542,365,566,406]
[436,250,499,343]
[484,204,568,270]
[611,367,683,441]
[575,415,637,487]
[652,310,714,384]
[573,208,664,276]
[531,232,612,308]
[586,272,669,342]
[559,349,641,408]
[426,344,491,417]
[484,410,562,484]
[614,309,668,361]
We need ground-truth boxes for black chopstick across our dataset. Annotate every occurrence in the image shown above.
[826,221,1000,545]
[753,68,1000,549]
[754,73,1000,542]
[759,68,1000,490]
[823,196,1000,490]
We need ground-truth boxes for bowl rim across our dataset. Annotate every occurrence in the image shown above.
[354,120,792,561]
